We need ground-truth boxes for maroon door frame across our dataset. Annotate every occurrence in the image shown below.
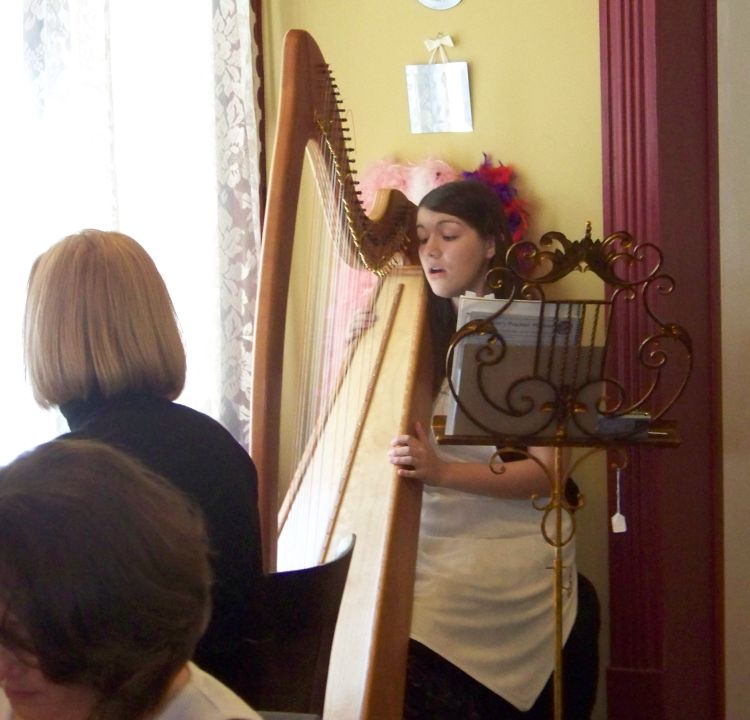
[600,2,722,719]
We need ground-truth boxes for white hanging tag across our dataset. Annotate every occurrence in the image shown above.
[611,467,627,533]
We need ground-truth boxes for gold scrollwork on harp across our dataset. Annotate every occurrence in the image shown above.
[312,78,414,275]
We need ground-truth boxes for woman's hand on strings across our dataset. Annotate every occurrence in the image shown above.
[388,421,445,485]
[346,308,377,343]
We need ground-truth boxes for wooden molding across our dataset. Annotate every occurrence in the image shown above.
[599,1,722,717]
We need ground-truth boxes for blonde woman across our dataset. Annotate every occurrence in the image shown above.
[24,230,263,689]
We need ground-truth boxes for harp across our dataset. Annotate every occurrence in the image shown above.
[250,30,433,718]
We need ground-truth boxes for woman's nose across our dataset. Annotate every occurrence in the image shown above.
[422,235,440,256]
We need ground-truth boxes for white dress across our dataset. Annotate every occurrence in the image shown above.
[410,384,578,711]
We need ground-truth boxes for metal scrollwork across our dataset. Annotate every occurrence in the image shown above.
[506,223,664,288]
[444,223,692,446]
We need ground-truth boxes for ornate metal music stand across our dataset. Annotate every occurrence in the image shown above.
[433,223,692,720]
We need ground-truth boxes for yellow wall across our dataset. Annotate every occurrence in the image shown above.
[262,3,607,718]
[263,0,602,243]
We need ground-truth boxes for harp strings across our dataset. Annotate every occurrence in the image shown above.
[278,92,386,569]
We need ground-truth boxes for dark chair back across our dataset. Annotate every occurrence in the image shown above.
[235,534,355,717]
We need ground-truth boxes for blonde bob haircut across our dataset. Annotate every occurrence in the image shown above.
[25,230,186,408]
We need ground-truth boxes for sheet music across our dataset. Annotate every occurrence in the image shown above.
[446,294,603,438]
[457,294,583,347]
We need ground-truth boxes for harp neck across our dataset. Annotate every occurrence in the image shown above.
[265,29,416,275]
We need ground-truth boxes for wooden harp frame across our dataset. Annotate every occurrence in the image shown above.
[251,30,433,719]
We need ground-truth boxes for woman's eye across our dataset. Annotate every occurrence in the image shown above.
[442,234,458,241]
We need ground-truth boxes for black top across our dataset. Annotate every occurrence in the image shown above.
[60,392,263,686]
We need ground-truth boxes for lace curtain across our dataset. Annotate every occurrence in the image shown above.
[0,0,261,462]
[213,0,263,444]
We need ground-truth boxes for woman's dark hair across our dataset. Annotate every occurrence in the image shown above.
[0,439,212,720]
[418,180,515,392]
[419,179,512,259]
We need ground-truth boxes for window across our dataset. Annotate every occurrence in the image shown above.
[0,1,261,463]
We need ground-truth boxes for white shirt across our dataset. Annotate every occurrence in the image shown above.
[155,663,262,720]
[0,663,262,720]
[410,384,577,711]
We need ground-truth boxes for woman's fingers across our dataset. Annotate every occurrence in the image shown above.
[388,431,430,481]
[387,437,421,467]
[346,309,377,342]
[390,434,412,447]
[389,448,414,464]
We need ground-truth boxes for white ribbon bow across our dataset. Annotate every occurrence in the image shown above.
[424,33,454,64]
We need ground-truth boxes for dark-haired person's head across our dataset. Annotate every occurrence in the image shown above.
[0,439,211,720]
[418,179,511,268]
[416,180,515,390]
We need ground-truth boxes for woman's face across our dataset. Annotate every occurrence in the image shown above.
[416,207,496,300]
[0,639,98,720]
